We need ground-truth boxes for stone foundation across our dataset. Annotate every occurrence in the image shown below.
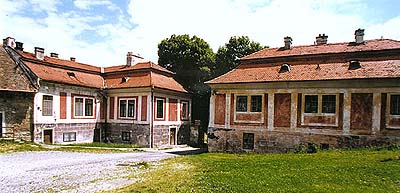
[107,123,150,147]
[153,124,190,147]
[34,123,96,144]
[208,127,400,153]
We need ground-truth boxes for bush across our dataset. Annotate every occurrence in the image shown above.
[307,143,318,153]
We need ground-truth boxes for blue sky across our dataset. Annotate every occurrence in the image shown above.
[1,0,399,67]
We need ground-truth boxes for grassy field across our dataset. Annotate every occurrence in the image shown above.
[0,141,47,153]
[117,149,400,193]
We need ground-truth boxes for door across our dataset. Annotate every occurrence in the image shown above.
[43,130,53,144]
[170,127,176,145]
[0,113,2,138]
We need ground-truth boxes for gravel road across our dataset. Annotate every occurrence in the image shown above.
[0,151,176,193]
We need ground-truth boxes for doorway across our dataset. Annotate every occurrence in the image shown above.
[0,112,3,138]
[169,127,177,145]
[43,129,53,144]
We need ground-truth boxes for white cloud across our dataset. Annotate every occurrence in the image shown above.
[1,0,399,67]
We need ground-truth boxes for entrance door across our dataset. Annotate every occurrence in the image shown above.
[0,113,2,138]
[169,127,176,145]
[43,130,53,144]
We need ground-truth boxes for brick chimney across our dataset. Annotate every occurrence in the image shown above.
[15,42,24,51]
[284,36,292,49]
[50,53,58,58]
[3,37,16,48]
[34,47,45,60]
[355,28,365,44]
[70,57,76,62]
[126,52,134,67]
[316,34,328,45]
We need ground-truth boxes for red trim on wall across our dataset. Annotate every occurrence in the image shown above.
[117,96,139,120]
[141,96,147,121]
[169,99,178,121]
[60,92,67,119]
[109,97,114,119]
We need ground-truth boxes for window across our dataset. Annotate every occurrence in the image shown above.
[251,96,262,112]
[322,95,336,113]
[390,95,400,115]
[305,95,318,113]
[181,101,189,120]
[119,98,136,118]
[42,95,53,116]
[74,96,94,117]
[156,98,165,119]
[236,96,248,112]
[63,132,76,142]
[243,133,254,150]
[122,132,131,142]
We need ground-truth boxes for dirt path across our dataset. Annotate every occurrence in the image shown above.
[0,151,176,192]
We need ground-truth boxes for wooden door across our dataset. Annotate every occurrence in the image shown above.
[43,130,53,144]
[170,128,176,145]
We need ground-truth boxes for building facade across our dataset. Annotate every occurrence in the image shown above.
[207,29,400,152]
[1,37,191,147]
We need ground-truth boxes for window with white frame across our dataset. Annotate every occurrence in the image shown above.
[236,95,262,113]
[63,132,76,142]
[122,131,131,141]
[181,101,189,120]
[156,98,165,119]
[304,94,337,114]
[390,94,400,115]
[42,95,53,116]
[74,96,94,117]
[119,98,136,118]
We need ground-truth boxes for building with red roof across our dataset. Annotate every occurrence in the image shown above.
[206,29,400,152]
[1,38,191,147]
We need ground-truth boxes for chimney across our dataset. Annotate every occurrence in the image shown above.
[15,42,24,51]
[316,34,328,45]
[50,53,59,58]
[284,36,292,49]
[70,57,76,62]
[34,47,45,60]
[126,52,134,67]
[3,37,16,48]
[355,28,365,44]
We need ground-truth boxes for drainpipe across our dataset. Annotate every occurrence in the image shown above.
[150,86,154,148]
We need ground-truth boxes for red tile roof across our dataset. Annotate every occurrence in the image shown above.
[242,39,400,60]
[104,62,173,74]
[0,47,36,92]
[207,60,400,84]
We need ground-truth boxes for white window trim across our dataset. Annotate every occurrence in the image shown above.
[181,101,189,120]
[155,98,165,120]
[301,94,339,127]
[233,94,264,124]
[386,93,400,129]
[42,129,54,144]
[63,132,77,142]
[118,98,137,119]
[42,95,53,117]
[73,96,95,118]
[121,131,131,142]
[0,111,5,134]
[169,126,177,145]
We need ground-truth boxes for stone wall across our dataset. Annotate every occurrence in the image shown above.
[0,91,34,141]
[34,123,96,144]
[107,123,150,147]
[153,124,190,147]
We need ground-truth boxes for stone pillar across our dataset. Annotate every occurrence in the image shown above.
[268,92,274,131]
[372,92,381,134]
[342,91,351,135]
[290,92,298,130]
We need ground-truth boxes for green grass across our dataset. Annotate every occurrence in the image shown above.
[117,149,400,193]
[0,141,47,153]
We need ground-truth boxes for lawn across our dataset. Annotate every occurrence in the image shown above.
[117,149,400,193]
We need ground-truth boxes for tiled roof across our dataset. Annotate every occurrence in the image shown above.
[104,71,188,93]
[24,60,103,88]
[206,60,400,84]
[104,62,173,74]
[242,39,400,60]
[0,46,35,92]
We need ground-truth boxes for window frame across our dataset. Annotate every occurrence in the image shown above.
[235,95,263,113]
[42,95,53,116]
[303,94,338,115]
[73,96,95,118]
[181,100,189,120]
[250,95,262,112]
[155,97,165,120]
[389,94,400,116]
[118,98,137,119]
[121,131,131,142]
[236,96,248,112]
[243,133,254,150]
[63,132,76,142]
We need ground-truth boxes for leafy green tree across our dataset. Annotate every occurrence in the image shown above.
[214,36,267,77]
[158,34,215,92]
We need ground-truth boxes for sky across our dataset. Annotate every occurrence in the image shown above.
[1,0,399,67]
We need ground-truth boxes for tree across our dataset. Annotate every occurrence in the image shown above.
[158,34,215,92]
[214,36,266,77]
